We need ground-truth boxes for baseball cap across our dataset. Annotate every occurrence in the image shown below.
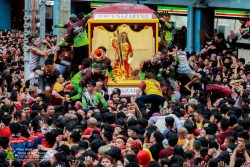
[137,150,151,167]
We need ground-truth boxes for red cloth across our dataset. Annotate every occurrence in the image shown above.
[41,138,53,148]
[27,96,35,105]
[140,81,146,91]
[159,147,173,159]
[220,144,227,151]
[14,103,22,110]
[216,131,229,145]
[104,76,109,86]
[30,132,44,139]
[227,126,234,132]
[9,136,27,144]
[0,126,11,137]
[206,84,232,97]
[30,131,44,147]
[65,84,74,91]
[83,127,100,135]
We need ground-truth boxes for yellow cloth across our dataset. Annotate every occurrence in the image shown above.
[196,122,202,129]
[177,139,192,151]
[143,147,153,161]
[144,79,163,96]
[177,139,186,146]
[54,83,63,92]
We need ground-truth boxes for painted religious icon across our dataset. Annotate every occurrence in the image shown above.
[112,30,133,80]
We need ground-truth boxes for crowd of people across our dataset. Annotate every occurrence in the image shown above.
[0,10,250,167]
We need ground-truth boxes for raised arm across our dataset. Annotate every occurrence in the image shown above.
[53,23,68,29]
[31,47,47,57]
[52,89,64,101]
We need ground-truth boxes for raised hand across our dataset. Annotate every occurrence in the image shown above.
[218,161,225,167]
[69,160,80,167]
[198,161,207,167]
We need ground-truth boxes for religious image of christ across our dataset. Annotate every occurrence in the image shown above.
[112,31,133,80]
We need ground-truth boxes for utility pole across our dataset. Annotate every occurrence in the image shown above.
[39,0,46,39]
[23,0,32,81]
[23,0,41,81]
[57,0,71,41]
[31,0,39,36]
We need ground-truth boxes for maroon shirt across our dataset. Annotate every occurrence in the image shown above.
[159,147,174,159]
[81,67,105,83]
[49,83,64,106]
[216,131,229,145]
[92,57,113,73]
[65,16,90,42]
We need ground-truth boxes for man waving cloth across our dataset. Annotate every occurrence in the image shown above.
[64,13,91,74]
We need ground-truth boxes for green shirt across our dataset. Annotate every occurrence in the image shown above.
[82,91,107,109]
[164,22,173,43]
[74,29,88,47]
[71,72,82,87]
[71,72,83,101]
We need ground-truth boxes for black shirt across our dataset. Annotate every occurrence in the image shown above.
[141,60,163,77]
[149,143,164,161]
[213,40,227,54]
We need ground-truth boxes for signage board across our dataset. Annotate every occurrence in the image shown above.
[93,14,153,20]
[108,86,138,97]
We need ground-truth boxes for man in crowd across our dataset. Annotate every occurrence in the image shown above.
[140,53,163,80]
[63,13,91,74]
[81,80,107,110]
[159,12,174,46]
[91,46,116,84]
[136,72,163,118]
[28,36,50,89]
